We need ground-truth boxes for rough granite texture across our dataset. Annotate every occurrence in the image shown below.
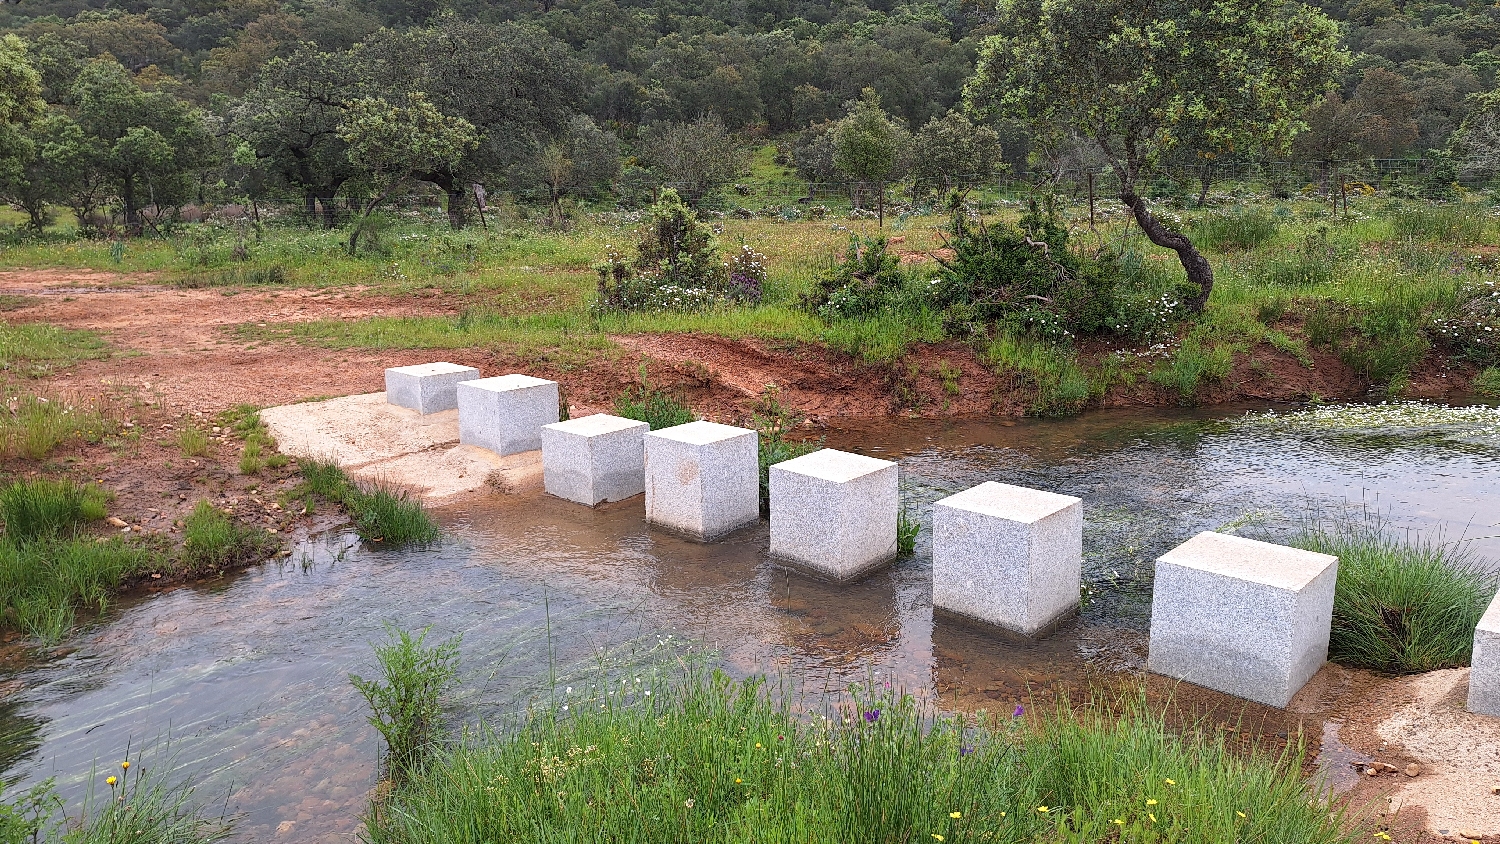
[1468,589,1500,716]
[931,481,1082,637]
[644,421,758,541]
[1148,531,1338,709]
[457,374,559,456]
[384,362,480,414]
[541,414,650,506]
[769,448,897,581]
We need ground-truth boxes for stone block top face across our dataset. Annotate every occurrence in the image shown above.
[387,362,476,377]
[771,448,894,483]
[1480,589,1500,634]
[462,373,555,393]
[934,481,1080,524]
[544,413,649,438]
[647,420,750,446]
[1160,532,1337,591]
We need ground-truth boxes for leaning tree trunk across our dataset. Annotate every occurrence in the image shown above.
[1121,190,1214,314]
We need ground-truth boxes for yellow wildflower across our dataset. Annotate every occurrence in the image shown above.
[931,836,944,842]
[1164,778,1175,785]
[1237,811,1247,819]
[1037,806,1049,813]
[1146,799,1158,806]
[106,776,117,786]
[950,812,961,819]
[1149,813,1157,823]
[735,778,742,784]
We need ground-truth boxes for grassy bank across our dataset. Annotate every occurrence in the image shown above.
[296,459,438,546]
[363,664,1353,844]
[0,755,229,843]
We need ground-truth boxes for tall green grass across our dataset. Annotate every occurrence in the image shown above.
[0,756,230,843]
[1474,366,1500,396]
[1295,523,1498,673]
[1149,338,1235,403]
[1190,208,1279,251]
[297,459,439,546]
[1388,202,1492,245]
[365,668,1353,844]
[0,393,114,460]
[0,535,149,641]
[0,478,107,543]
[180,501,279,576]
[983,334,1097,415]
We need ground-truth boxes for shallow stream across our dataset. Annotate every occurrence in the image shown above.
[4,401,1497,841]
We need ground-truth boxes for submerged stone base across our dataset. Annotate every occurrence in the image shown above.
[260,392,542,503]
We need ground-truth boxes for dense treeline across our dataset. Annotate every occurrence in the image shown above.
[2,0,1500,233]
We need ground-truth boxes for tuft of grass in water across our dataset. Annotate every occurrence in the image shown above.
[1295,523,1498,673]
[753,386,819,516]
[897,506,920,557]
[612,366,695,430]
[1149,337,1235,403]
[365,666,1353,844]
[297,459,439,546]
[0,478,108,543]
[179,501,279,576]
[0,753,231,842]
[0,323,108,378]
[0,393,114,460]
[176,425,210,457]
[1474,366,1500,397]
[0,536,150,641]
[350,626,461,785]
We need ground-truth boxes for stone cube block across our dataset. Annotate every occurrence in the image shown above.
[769,448,898,581]
[385,362,480,414]
[931,481,1083,637]
[644,421,758,541]
[1468,589,1500,716]
[1148,531,1338,709]
[456,374,559,456]
[541,414,650,506]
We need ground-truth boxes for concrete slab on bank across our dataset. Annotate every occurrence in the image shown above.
[259,392,542,503]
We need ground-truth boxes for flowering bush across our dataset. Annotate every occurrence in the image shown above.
[594,190,766,313]
[1431,279,1500,366]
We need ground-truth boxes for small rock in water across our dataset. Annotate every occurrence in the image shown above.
[1405,763,1420,777]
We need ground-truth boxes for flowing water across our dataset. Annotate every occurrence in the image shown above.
[2,401,1497,840]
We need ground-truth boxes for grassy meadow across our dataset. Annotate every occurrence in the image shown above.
[6,192,1497,412]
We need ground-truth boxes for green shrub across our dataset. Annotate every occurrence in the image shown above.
[1191,208,1279,251]
[595,190,763,312]
[929,201,1119,337]
[366,668,1352,844]
[0,478,107,543]
[180,501,278,575]
[1295,524,1498,673]
[1149,337,1234,403]
[350,626,460,784]
[1389,202,1490,244]
[613,368,695,430]
[803,234,909,320]
[1475,366,1500,396]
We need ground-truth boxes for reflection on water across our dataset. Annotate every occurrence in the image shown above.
[0,402,1494,840]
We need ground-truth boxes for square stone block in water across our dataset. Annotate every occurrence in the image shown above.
[1468,589,1500,717]
[931,481,1083,637]
[541,414,650,506]
[385,362,480,414]
[457,374,559,457]
[769,448,898,581]
[644,421,758,541]
[1148,531,1338,709]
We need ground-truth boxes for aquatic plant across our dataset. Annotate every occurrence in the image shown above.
[753,385,820,516]
[1295,522,1497,673]
[897,506,920,556]
[350,626,461,784]
[1234,401,1500,447]
[364,667,1354,844]
[179,501,279,576]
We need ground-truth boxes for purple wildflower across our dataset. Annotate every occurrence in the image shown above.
[959,745,974,757]
[1013,704,1025,718]
[863,709,881,723]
